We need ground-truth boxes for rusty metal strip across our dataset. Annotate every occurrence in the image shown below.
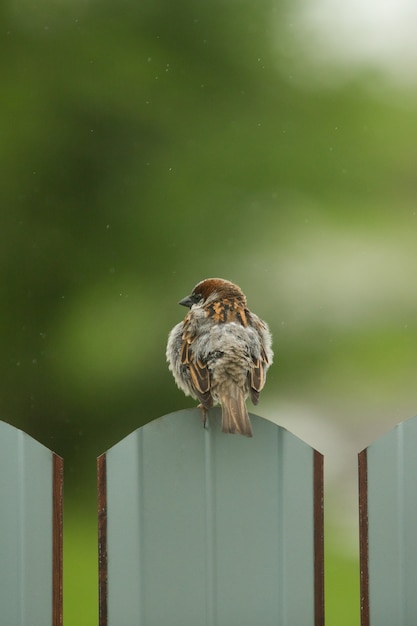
[97,454,108,626]
[314,450,325,626]
[358,449,369,626]
[52,454,64,626]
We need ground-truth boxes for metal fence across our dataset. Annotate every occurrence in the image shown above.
[1,409,416,625]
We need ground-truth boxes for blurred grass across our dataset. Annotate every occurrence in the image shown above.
[326,548,360,625]
[64,509,97,626]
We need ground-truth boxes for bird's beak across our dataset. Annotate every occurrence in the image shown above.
[178,295,194,308]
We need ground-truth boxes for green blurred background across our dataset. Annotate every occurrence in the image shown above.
[2,0,417,623]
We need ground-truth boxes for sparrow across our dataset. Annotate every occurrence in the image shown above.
[166,278,273,437]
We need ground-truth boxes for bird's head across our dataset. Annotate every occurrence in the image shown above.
[178,278,246,308]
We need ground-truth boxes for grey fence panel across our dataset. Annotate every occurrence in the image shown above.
[0,421,63,626]
[98,408,323,626]
[359,415,417,626]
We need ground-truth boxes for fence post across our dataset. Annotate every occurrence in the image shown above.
[98,408,324,626]
[0,421,63,626]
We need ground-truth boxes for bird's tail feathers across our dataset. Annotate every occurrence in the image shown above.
[220,387,253,437]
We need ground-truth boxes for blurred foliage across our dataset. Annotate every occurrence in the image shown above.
[2,0,417,623]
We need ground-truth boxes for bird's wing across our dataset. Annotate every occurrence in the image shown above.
[180,318,213,408]
[249,320,271,405]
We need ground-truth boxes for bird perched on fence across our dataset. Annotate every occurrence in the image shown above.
[166,278,273,437]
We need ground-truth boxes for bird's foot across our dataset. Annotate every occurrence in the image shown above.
[197,403,207,429]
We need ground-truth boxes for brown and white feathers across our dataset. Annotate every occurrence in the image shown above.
[166,278,273,437]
